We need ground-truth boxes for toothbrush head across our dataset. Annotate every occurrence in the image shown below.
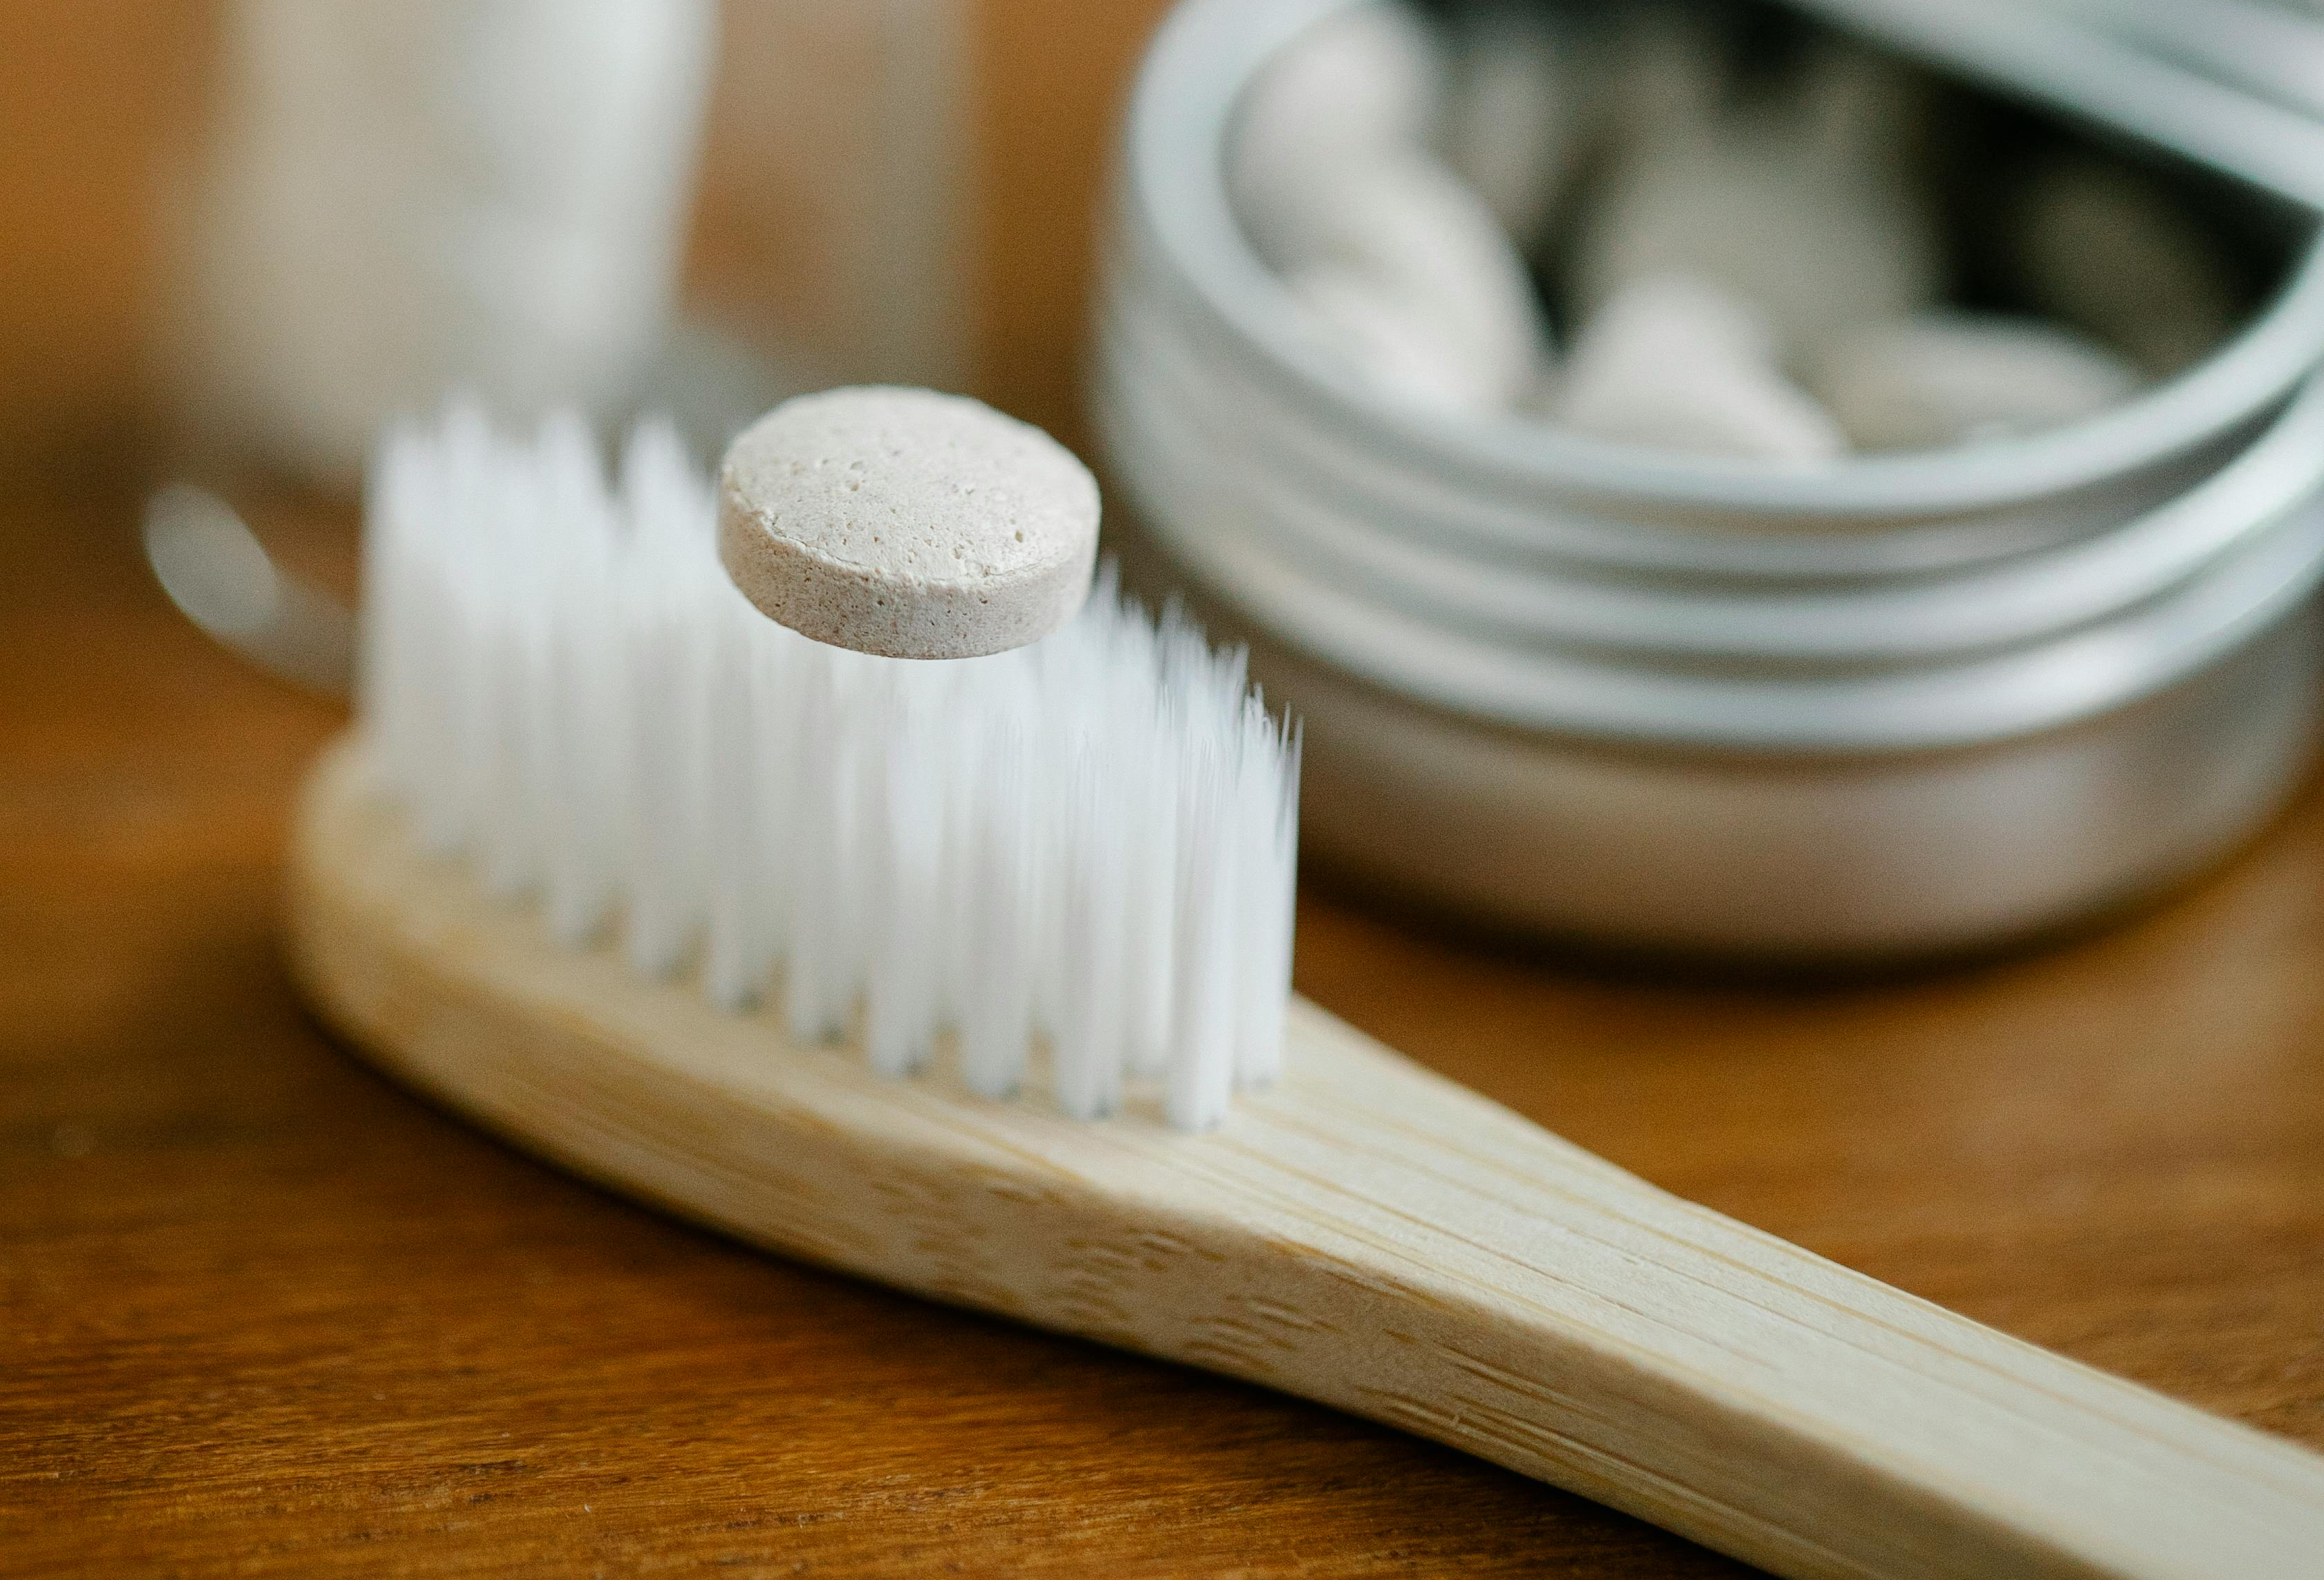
[360,401,1297,1131]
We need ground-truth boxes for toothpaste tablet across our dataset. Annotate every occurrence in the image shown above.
[719,386,1100,659]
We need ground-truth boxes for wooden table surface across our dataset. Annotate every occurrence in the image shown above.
[6,487,2323,1578]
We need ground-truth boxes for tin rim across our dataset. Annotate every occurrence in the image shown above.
[1102,351,2324,752]
[1100,313,2324,669]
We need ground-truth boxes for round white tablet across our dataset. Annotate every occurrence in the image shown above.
[717,387,1100,659]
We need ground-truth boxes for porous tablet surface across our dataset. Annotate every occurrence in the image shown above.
[718,386,1100,659]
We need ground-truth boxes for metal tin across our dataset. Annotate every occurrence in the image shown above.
[1094,0,2324,958]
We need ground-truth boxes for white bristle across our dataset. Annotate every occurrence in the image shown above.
[864,698,944,1078]
[1167,734,1238,1134]
[360,405,1300,1130]
[537,412,623,946]
[959,717,1036,1099]
[1053,751,1127,1120]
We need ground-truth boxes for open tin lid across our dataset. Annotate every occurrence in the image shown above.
[1788,0,2324,211]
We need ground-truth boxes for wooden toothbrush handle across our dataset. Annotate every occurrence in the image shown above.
[1233,1000,2324,1580]
[290,740,2324,1580]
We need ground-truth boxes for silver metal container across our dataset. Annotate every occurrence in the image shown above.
[1094,0,2324,959]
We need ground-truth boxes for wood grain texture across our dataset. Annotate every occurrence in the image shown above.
[6,493,2324,1577]
[284,739,2324,1579]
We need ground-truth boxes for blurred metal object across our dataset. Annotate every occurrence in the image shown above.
[1790,0,2324,212]
[1097,0,2324,959]
[140,306,798,706]
[2029,0,2324,120]
[143,486,355,698]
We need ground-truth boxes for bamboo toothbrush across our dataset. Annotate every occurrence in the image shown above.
[284,389,2324,1580]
